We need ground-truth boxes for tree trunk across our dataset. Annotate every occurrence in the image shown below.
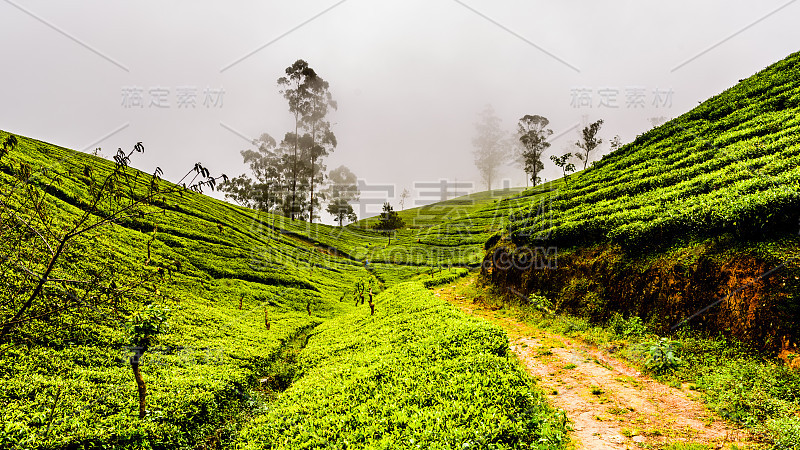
[131,356,147,418]
[291,112,299,220]
[0,237,68,341]
[309,115,318,223]
[309,156,315,223]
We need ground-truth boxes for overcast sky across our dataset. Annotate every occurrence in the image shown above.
[2,0,799,223]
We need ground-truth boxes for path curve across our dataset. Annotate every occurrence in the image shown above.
[434,280,757,449]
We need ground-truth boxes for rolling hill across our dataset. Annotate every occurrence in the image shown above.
[5,47,800,450]
[487,50,800,352]
[0,131,567,449]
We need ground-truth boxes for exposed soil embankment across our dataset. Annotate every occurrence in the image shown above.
[484,237,800,353]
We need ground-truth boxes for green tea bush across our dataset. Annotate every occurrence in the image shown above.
[506,51,800,250]
[237,282,569,449]
[763,416,800,450]
[422,267,470,288]
[0,132,374,448]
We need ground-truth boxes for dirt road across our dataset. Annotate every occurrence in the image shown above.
[434,281,757,450]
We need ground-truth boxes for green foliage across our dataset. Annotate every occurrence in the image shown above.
[0,133,18,160]
[508,51,800,249]
[0,128,565,448]
[325,165,359,225]
[763,416,800,450]
[354,186,526,229]
[663,444,710,450]
[236,282,569,449]
[526,293,554,314]
[574,118,604,170]
[373,201,405,231]
[326,197,357,225]
[608,313,647,338]
[639,337,682,374]
[549,152,576,185]
[0,130,369,448]
[126,303,170,351]
[421,267,469,288]
[694,357,800,426]
[517,114,552,186]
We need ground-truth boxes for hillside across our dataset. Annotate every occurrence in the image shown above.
[348,182,561,273]
[6,48,800,450]
[353,186,526,229]
[0,131,568,448]
[486,51,800,350]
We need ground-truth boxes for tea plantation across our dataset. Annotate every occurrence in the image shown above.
[6,48,800,450]
[0,131,567,448]
[507,51,800,250]
[236,283,567,449]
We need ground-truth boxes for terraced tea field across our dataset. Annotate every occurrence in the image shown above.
[5,48,800,450]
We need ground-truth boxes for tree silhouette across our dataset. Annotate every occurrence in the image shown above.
[517,115,553,186]
[575,119,604,170]
[278,59,337,221]
[472,105,508,190]
[325,165,359,226]
[221,133,285,211]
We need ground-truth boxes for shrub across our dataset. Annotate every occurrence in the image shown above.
[638,337,682,374]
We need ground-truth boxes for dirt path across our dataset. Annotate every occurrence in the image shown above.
[434,282,758,450]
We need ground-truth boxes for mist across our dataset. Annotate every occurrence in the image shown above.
[2,0,798,224]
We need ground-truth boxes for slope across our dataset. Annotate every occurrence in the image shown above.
[0,131,375,448]
[0,131,569,449]
[353,186,526,229]
[487,51,800,351]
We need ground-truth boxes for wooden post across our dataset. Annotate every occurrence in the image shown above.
[239,294,243,310]
[264,307,270,330]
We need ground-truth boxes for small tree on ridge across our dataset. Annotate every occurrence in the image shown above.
[372,202,405,245]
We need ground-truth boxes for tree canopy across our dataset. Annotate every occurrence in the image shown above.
[517,115,553,186]
[325,165,359,226]
[222,59,337,222]
[472,105,508,190]
[372,202,405,245]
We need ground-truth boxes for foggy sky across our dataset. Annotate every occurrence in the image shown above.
[2,0,799,223]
